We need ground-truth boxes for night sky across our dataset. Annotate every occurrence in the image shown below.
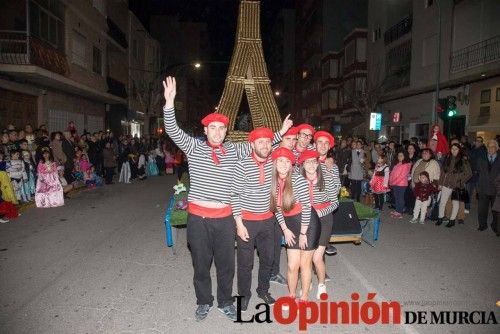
[129,0,295,62]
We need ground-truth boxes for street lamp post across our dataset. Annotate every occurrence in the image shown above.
[432,0,441,125]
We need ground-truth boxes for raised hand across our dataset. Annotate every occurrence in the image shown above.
[162,76,176,109]
[279,114,293,136]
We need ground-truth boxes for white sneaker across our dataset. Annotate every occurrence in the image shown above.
[316,283,327,300]
[0,217,9,223]
[410,218,418,224]
[464,209,469,214]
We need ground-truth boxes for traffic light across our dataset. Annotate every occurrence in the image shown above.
[447,95,457,117]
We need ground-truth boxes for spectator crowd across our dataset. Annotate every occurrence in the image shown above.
[0,121,187,223]
[333,125,500,236]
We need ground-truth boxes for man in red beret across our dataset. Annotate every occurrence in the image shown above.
[314,131,341,257]
[280,126,298,151]
[231,127,279,310]
[294,123,315,159]
[162,77,293,321]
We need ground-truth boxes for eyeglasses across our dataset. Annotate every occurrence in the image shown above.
[298,132,313,139]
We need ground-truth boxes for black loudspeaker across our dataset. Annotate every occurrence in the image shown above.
[331,201,362,235]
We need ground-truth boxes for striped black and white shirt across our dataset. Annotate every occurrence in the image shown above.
[275,173,311,226]
[163,106,281,204]
[306,163,340,217]
[231,155,273,217]
[321,162,342,198]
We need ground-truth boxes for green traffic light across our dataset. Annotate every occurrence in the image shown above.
[447,109,457,117]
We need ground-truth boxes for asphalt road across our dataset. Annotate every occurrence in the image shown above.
[0,175,498,334]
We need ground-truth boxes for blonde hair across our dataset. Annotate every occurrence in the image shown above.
[270,161,296,212]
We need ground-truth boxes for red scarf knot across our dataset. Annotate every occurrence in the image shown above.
[207,141,226,165]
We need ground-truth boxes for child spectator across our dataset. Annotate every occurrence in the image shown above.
[57,165,73,197]
[35,147,64,208]
[22,150,36,201]
[7,150,28,202]
[389,150,412,219]
[369,154,390,210]
[411,171,437,224]
[147,150,159,177]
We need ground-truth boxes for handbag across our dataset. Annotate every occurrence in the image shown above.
[451,180,469,202]
[451,188,469,202]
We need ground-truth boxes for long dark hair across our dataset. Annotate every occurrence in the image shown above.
[299,160,325,192]
[443,143,464,173]
[392,149,410,166]
[270,162,295,212]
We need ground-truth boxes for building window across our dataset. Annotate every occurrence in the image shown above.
[329,59,338,78]
[425,0,434,8]
[372,27,381,42]
[29,0,65,51]
[329,90,338,109]
[356,38,367,62]
[480,89,491,103]
[496,87,500,101]
[478,106,490,124]
[322,91,329,110]
[302,70,308,79]
[385,40,412,91]
[72,30,87,67]
[322,62,329,80]
[92,46,102,75]
[345,40,355,67]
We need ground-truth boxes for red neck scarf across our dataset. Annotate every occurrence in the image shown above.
[306,175,317,203]
[277,177,286,208]
[251,152,269,184]
[295,144,306,153]
[319,155,326,163]
[206,141,225,165]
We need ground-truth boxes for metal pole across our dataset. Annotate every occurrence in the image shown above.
[26,0,30,63]
[432,0,441,125]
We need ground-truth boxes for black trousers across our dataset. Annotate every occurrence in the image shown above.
[187,213,236,307]
[104,167,114,184]
[350,179,362,202]
[270,220,282,277]
[237,217,275,297]
[477,193,498,231]
[374,193,385,210]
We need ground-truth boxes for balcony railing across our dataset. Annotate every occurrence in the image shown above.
[384,15,412,45]
[107,18,128,49]
[0,30,68,75]
[450,35,500,73]
[106,76,127,98]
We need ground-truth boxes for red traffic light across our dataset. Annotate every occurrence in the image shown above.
[436,104,444,113]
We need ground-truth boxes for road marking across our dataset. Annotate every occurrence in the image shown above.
[337,253,421,334]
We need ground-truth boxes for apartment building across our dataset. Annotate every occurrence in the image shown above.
[294,0,368,130]
[0,0,124,133]
[367,0,500,141]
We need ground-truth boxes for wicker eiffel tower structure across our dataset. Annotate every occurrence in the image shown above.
[218,0,282,141]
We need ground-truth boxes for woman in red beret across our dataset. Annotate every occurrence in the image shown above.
[298,150,339,300]
[270,147,320,305]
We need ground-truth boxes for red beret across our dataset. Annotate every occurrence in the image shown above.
[314,130,335,147]
[201,113,229,127]
[298,150,319,165]
[271,147,296,163]
[248,127,274,142]
[296,123,315,135]
[284,126,299,137]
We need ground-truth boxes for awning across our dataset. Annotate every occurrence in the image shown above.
[0,64,127,105]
